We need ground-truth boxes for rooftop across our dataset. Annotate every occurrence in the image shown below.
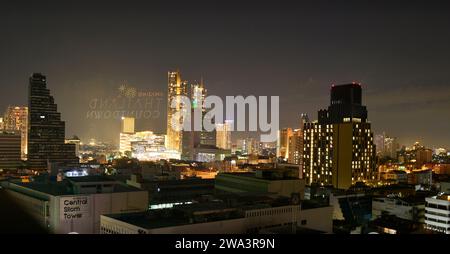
[429,193,450,202]
[218,171,300,181]
[4,175,143,197]
[103,193,309,229]
[67,175,116,183]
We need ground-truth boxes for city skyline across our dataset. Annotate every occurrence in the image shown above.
[2,0,450,238]
[0,70,447,149]
[1,0,449,148]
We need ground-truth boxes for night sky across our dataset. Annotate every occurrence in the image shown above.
[1,0,449,147]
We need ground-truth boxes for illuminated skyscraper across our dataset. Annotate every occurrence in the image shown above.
[27,73,78,170]
[181,80,204,160]
[192,79,216,147]
[288,129,302,164]
[216,120,233,150]
[166,71,188,152]
[191,79,206,111]
[276,128,293,160]
[288,114,309,165]
[119,117,136,155]
[303,83,376,189]
[121,117,135,134]
[375,132,399,159]
[0,131,21,169]
[3,106,28,160]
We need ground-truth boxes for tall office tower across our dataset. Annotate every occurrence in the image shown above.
[0,131,21,169]
[216,120,233,150]
[383,136,399,159]
[276,128,293,160]
[374,133,385,157]
[65,135,81,158]
[193,80,216,147]
[288,129,302,164]
[288,114,309,165]
[0,117,4,130]
[27,73,78,170]
[374,132,398,159]
[416,148,432,167]
[119,117,136,154]
[166,71,188,152]
[181,78,220,160]
[121,117,135,134]
[298,114,309,177]
[303,83,376,189]
[3,106,28,160]
[325,82,368,124]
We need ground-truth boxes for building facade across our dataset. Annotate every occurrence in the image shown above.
[166,71,188,153]
[288,129,302,165]
[277,128,292,160]
[27,73,78,170]
[2,176,148,234]
[0,131,22,169]
[372,197,425,222]
[215,171,305,199]
[425,194,450,234]
[216,120,233,150]
[121,117,135,134]
[100,204,332,234]
[303,83,376,189]
[3,106,28,160]
[181,80,217,160]
[65,135,81,158]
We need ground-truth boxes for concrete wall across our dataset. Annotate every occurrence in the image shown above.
[54,191,148,234]
[100,205,333,234]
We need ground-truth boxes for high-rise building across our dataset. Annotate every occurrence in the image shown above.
[3,106,28,160]
[27,73,78,170]
[0,131,21,169]
[374,132,398,159]
[182,80,213,160]
[65,135,81,158]
[325,83,368,124]
[374,134,385,157]
[276,128,293,160]
[121,117,135,134]
[416,149,432,167]
[181,79,219,160]
[119,117,136,156]
[192,80,216,148]
[166,71,188,153]
[216,120,233,150]
[288,129,302,165]
[384,136,399,159]
[303,83,376,189]
[288,114,309,165]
